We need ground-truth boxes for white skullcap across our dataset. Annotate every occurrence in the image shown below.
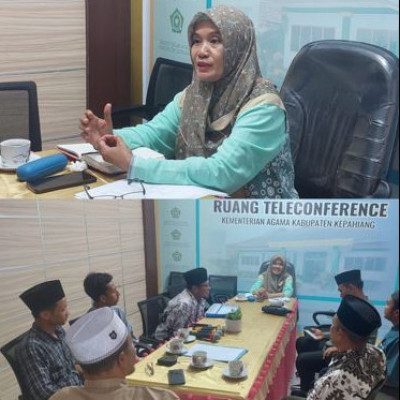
[66,307,129,364]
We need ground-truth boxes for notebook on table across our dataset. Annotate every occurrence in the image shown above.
[205,303,238,318]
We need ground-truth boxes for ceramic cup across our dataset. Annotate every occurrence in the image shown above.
[192,351,207,367]
[169,338,184,353]
[228,360,244,377]
[178,327,190,340]
[0,139,31,167]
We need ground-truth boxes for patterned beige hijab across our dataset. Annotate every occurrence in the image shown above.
[262,254,291,294]
[176,5,279,159]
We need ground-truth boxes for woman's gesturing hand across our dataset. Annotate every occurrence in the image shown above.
[79,103,114,149]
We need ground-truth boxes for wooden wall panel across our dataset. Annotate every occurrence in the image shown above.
[0,200,146,400]
[0,0,86,149]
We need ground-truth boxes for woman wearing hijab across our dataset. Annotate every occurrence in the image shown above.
[251,255,294,299]
[79,5,298,198]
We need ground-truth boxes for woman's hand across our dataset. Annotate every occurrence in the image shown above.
[254,289,268,300]
[98,135,132,172]
[79,103,114,149]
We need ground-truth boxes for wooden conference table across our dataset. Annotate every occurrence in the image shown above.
[0,150,126,199]
[127,299,298,400]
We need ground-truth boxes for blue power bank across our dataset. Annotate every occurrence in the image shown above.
[16,154,68,182]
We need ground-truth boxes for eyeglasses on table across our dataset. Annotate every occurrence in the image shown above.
[83,179,146,199]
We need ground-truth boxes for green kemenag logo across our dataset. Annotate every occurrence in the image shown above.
[170,207,181,219]
[171,229,182,241]
[172,251,182,262]
[170,8,184,33]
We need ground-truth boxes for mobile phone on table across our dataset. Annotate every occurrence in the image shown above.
[167,369,186,385]
[27,171,97,194]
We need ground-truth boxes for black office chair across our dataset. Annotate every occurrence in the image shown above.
[112,57,193,127]
[258,260,297,297]
[165,271,187,299]
[280,40,399,198]
[302,310,335,339]
[0,81,42,151]
[0,331,30,400]
[208,274,238,304]
[137,295,170,344]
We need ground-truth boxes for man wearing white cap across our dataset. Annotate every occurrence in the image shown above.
[50,307,179,400]
[155,267,210,340]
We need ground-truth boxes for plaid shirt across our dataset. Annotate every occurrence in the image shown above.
[155,289,206,340]
[16,323,83,400]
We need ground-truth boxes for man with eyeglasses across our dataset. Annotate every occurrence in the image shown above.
[155,268,210,340]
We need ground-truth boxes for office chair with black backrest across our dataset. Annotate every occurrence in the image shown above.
[208,274,238,304]
[165,271,187,299]
[0,81,42,151]
[137,295,170,345]
[1,331,30,400]
[258,260,297,297]
[280,40,399,198]
[112,58,193,127]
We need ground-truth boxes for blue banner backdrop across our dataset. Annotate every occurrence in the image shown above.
[157,199,399,336]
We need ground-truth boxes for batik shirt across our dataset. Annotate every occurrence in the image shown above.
[155,289,206,340]
[16,323,83,400]
[307,344,385,400]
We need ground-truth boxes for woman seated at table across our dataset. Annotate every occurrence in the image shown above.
[79,5,298,199]
[251,254,293,299]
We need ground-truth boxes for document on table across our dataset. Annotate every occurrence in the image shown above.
[205,303,238,318]
[74,179,228,199]
[185,343,247,362]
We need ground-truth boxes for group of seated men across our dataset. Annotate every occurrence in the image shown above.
[9,267,399,399]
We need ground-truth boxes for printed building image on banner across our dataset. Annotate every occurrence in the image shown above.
[153,0,208,63]
[157,199,399,335]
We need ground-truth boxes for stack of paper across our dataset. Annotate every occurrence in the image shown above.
[185,343,247,362]
[75,179,228,199]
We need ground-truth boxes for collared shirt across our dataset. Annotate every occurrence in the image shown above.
[49,378,179,400]
[16,323,83,400]
[378,325,399,388]
[155,289,206,340]
[308,344,386,400]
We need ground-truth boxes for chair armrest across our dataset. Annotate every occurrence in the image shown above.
[313,311,335,325]
[370,180,391,198]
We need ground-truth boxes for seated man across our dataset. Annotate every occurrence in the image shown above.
[17,280,83,400]
[294,269,368,396]
[83,272,135,339]
[287,295,385,400]
[50,307,179,400]
[377,290,399,400]
[155,267,209,340]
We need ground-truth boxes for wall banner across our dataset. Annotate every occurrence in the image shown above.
[157,199,399,334]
